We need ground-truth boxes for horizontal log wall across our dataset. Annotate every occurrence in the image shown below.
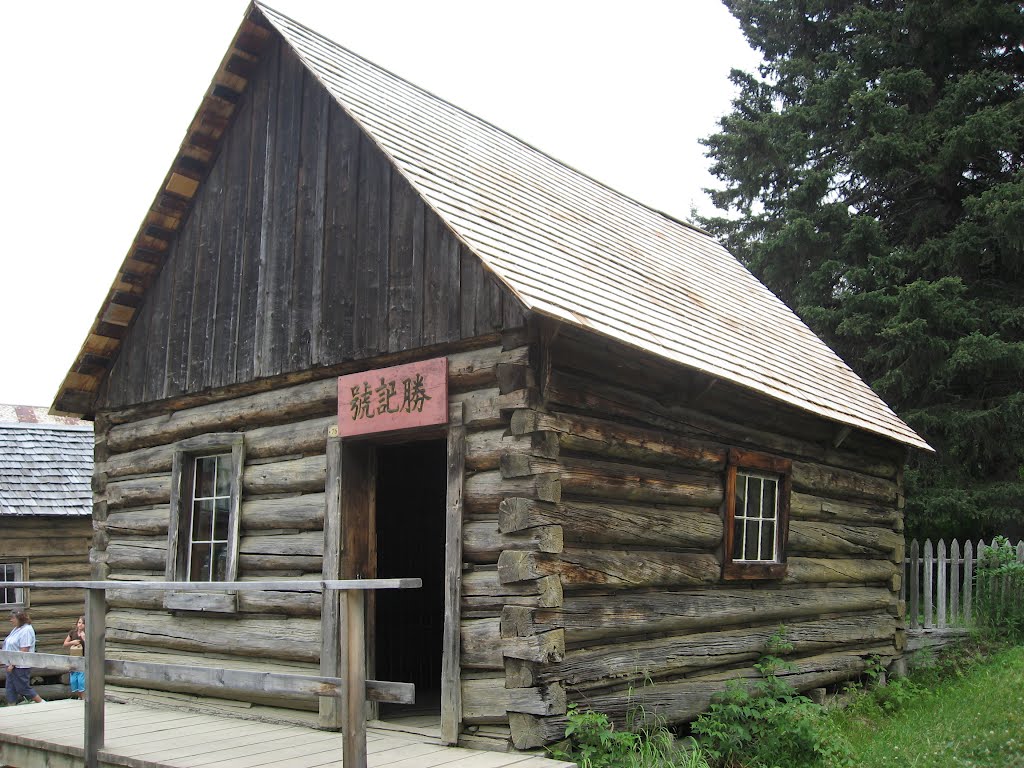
[502,328,906,748]
[0,517,92,655]
[94,338,533,723]
[92,320,908,744]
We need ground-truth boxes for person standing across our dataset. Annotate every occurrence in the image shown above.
[63,616,86,700]
[4,609,44,704]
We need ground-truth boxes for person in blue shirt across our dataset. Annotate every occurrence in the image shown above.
[4,609,44,704]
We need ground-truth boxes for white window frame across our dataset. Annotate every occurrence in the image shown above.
[0,561,27,608]
[732,470,782,563]
[185,453,234,582]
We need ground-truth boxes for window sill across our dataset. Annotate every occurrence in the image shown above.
[722,562,787,581]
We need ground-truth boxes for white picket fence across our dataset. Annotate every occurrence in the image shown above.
[901,538,1024,630]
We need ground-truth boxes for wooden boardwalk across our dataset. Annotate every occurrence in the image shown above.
[0,700,574,768]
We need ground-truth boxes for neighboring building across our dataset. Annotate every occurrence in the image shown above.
[51,2,929,750]
[0,406,93,655]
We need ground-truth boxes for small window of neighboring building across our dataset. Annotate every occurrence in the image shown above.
[722,449,791,580]
[0,562,26,608]
[164,434,244,612]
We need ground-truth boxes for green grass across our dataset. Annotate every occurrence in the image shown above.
[834,644,1024,768]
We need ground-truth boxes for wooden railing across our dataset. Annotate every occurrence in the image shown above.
[901,538,1023,630]
[0,578,420,768]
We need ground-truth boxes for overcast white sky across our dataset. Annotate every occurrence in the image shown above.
[0,0,760,409]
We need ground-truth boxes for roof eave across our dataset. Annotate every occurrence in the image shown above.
[50,3,274,419]
[525,304,933,453]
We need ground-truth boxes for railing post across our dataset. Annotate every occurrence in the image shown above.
[84,586,106,768]
[341,589,367,768]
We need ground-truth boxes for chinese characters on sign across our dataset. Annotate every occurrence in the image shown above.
[337,357,448,437]
[349,373,432,420]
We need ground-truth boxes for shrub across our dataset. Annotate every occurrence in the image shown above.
[549,704,711,768]
[691,627,853,768]
[974,536,1024,641]
[844,673,924,719]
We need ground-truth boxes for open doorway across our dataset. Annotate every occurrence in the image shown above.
[374,439,447,719]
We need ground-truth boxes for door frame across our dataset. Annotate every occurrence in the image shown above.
[318,402,465,745]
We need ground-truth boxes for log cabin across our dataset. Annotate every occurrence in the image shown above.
[0,406,92,699]
[51,2,931,750]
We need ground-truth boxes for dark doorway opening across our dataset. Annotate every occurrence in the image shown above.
[374,439,447,717]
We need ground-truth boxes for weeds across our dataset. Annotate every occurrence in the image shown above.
[691,627,853,768]
[547,628,1021,767]
[974,536,1024,641]
[549,704,711,768]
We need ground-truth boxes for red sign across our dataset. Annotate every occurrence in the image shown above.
[337,357,448,438]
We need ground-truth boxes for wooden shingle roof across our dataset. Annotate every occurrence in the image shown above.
[53,2,930,452]
[259,5,928,451]
[0,421,93,517]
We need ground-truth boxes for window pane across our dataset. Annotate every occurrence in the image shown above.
[1,564,22,605]
[746,477,762,517]
[196,457,218,498]
[212,544,228,582]
[762,480,777,521]
[735,475,746,515]
[192,499,215,541]
[189,544,211,581]
[216,458,232,496]
[179,449,235,585]
[213,497,230,541]
[744,520,759,560]
[732,517,744,560]
[761,521,776,561]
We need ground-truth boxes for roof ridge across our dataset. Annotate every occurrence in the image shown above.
[0,422,94,431]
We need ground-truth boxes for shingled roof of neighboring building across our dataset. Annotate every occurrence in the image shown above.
[0,406,93,517]
[53,2,930,452]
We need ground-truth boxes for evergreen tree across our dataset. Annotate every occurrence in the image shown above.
[702,0,1024,539]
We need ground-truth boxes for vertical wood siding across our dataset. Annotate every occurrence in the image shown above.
[101,37,523,410]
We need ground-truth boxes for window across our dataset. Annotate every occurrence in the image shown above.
[0,562,26,608]
[722,449,791,580]
[186,454,233,582]
[165,434,244,612]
